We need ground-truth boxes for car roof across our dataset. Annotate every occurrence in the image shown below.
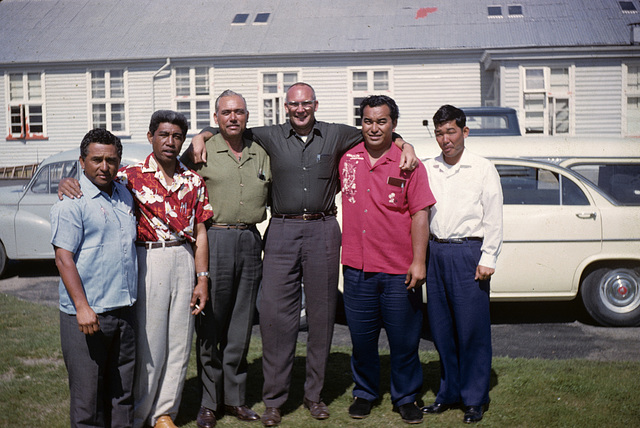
[39,143,152,167]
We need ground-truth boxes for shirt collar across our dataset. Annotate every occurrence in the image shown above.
[284,120,323,140]
[141,152,187,175]
[79,172,112,199]
[353,141,399,164]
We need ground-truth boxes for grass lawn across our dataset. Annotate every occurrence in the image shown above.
[1,292,639,427]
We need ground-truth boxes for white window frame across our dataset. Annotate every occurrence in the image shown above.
[87,68,129,135]
[172,66,214,134]
[258,71,299,126]
[520,65,574,136]
[348,68,393,127]
[623,63,640,137]
[6,71,47,140]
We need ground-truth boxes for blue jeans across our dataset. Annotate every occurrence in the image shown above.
[343,267,423,406]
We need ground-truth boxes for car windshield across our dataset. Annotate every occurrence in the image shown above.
[569,163,640,206]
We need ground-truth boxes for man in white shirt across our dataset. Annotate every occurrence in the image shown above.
[421,104,503,424]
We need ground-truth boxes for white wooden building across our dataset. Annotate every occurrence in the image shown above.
[1,0,639,167]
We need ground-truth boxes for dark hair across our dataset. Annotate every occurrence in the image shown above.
[80,128,122,159]
[285,82,316,102]
[433,104,466,129]
[149,110,188,137]
[359,95,399,122]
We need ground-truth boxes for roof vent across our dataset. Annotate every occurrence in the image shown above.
[488,6,503,18]
[232,13,249,24]
[254,13,270,24]
[508,5,523,17]
[631,23,640,44]
[620,1,638,13]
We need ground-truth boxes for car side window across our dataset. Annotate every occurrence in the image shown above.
[29,161,78,194]
[570,163,640,206]
[497,164,590,206]
[497,165,559,205]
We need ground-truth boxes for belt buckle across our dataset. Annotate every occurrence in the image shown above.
[302,213,313,220]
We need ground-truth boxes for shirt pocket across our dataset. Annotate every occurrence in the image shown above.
[380,183,407,212]
[316,153,333,179]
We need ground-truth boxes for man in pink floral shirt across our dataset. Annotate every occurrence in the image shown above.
[59,110,213,428]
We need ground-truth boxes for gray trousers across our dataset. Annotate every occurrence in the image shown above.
[60,306,136,428]
[259,216,341,408]
[196,226,262,409]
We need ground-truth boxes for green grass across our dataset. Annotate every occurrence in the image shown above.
[1,292,639,427]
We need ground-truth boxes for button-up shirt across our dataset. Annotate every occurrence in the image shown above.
[181,133,271,225]
[117,153,213,242]
[204,121,361,214]
[340,144,436,274]
[425,149,503,268]
[51,173,137,314]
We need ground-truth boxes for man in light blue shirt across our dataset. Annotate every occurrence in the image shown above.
[51,128,138,427]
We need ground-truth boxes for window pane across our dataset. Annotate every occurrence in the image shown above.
[352,72,367,91]
[488,6,502,16]
[263,73,277,93]
[10,105,23,135]
[561,176,589,205]
[263,99,274,126]
[373,71,389,91]
[110,70,124,98]
[195,101,210,130]
[353,96,365,127]
[176,68,190,97]
[254,13,270,23]
[628,66,640,91]
[111,104,125,131]
[91,71,106,99]
[628,97,640,135]
[525,69,544,90]
[177,101,191,129]
[283,73,298,91]
[550,68,569,91]
[27,105,43,133]
[524,93,545,134]
[554,98,570,134]
[27,73,42,99]
[9,74,24,100]
[92,104,107,128]
[571,163,640,206]
[194,67,209,96]
[232,13,249,24]
[30,165,50,194]
[497,165,559,205]
[508,5,523,15]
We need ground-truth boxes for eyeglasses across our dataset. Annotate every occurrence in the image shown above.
[286,100,316,109]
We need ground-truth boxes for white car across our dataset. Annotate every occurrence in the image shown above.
[0,144,151,277]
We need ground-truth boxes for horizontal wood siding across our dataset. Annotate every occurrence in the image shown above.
[574,61,622,136]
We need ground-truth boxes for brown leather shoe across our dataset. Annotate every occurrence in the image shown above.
[303,397,330,420]
[154,415,178,428]
[196,406,217,428]
[225,405,260,421]
[261,407,281,427]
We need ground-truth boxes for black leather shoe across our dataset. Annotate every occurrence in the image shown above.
[421,401,459,414]
[396,402,423,424]
[261,407,281,427]
[463,406,484,423]
[303,397,330,420]
[225,405,260,421]
[348,397,372,419]
[196,406,216,428]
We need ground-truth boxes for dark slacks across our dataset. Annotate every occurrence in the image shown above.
[426,239,492,407]
[343,267,423,406]
[196,226,262,409]
[60,306,136,428]
[259,215,341,407]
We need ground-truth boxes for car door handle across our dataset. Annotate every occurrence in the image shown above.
[576,212,597,220]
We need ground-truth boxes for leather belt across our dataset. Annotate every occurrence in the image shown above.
[429,234,483,244]
[208,222,251,230]
[136,239,186,249]
[272,210,336,221]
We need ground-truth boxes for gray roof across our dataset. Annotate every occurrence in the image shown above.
[1,0,639,64]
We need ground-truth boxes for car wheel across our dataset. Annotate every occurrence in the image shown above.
[580,266,640,327]
[0,240,7,278]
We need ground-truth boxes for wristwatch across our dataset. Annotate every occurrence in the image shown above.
[196,271,210,278]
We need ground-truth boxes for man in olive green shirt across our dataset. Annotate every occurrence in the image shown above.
[182,90,271,428]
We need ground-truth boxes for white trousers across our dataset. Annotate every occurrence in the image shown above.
[133,244,195,428]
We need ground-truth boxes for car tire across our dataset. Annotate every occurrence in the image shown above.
[0,240,7,278]
[580,266,640,327]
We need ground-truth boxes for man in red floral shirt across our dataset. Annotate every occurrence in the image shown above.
[59,110,213,428]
